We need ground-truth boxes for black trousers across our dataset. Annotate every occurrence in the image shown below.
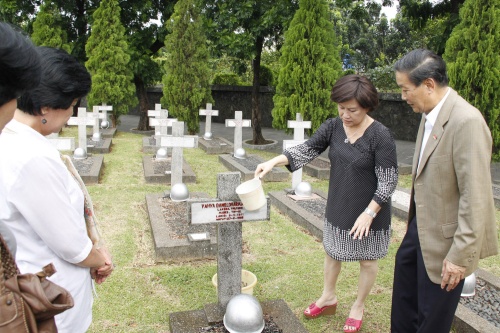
[391,217,464,333]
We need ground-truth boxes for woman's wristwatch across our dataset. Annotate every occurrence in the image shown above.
[364,207,377,218]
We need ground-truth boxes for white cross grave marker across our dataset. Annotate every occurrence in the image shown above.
[225,111,251,156]
[67,107,94,154]
[283,113,311,189]
[160,121,198,186]
[46,133,75,151]
[97,104,112,128]
[199,103,219,140]
[88,106,106,141]
[188,172,270,310]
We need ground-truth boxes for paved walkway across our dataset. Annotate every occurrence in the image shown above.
[118,114,499,184]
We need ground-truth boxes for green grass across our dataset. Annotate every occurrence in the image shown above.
[58,128,499,333]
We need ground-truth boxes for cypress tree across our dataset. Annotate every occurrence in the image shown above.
[85,0,137,126]
[31,0,71,53]
[272,0,342,133]
[443,0,500,159]
[161,0,212,135]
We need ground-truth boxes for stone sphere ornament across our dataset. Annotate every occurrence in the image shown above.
[91,132,102,142]
[234,148,247,159]
[203,132,213,140]
[155,148,168,160]
[294,181,313,197]
[100,120,110,129]
[223,294,265,333]
[170,183,190,202]
[73,147,87,160]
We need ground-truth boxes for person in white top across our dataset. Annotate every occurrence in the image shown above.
[0,22,42,255]
[0,46,113,333]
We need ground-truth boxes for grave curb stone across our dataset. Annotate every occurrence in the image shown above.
[142,155,196,184]
[268,190,327,241]
[86,137,112,154]
[198,137,234,154]
[452,265,500,332]
[71,155,104,185]
[170,299,308,333]
[219,154,289,182]
[303,156,330,180]
[145,192,217,262]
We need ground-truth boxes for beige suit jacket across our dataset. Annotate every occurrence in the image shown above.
[408,88,498,284]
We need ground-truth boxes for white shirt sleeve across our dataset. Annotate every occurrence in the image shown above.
[8,154,92,264]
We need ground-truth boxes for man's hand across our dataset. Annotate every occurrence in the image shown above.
[440,259,466,291]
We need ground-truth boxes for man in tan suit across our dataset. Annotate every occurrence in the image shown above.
[390,49,498,332]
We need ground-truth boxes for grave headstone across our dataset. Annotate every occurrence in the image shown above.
[46,133,75,152]
[88,106,106,142]
[225,111,251,157]
[188,172,270,311]
[283,113,311,190]
[67,107,94,156]
[199,103,219,140]
[160,122,198,186]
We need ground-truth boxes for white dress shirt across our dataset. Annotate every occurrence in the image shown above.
[418,88,451,169]
[0,119,93,333]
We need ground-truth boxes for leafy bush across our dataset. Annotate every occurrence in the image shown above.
[365,65,399,92]
[212,73,242,85]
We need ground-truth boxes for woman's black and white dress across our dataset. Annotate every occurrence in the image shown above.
[283,117,398,261]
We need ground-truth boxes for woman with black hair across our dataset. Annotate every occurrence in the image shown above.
[0,46,113,333]
[0,22,41,255]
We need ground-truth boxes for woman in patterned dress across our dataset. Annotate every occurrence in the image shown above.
[255,74,398,332]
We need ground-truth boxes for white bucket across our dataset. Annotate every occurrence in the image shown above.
[235,177,266,211]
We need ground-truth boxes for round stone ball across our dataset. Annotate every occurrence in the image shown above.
[223,294,265,333]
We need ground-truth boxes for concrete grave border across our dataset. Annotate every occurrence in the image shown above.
[142,156,196,184]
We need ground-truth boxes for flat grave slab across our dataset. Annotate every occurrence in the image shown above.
[142,155,196,184]
[70,155,104,185]
[198,137,233,155]
[170,299,308,333]
[219,154,289,182]
[87,127,116,138]
[145,192,217,262]
[269,187,410,241]
[86,137,112,154]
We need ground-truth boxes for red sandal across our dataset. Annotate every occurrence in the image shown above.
[303,302,338,319]
[343,311,363,332]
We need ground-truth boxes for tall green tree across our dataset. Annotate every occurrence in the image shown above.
[85,0,137,126]
[161,0,212,135]
[443,0,500,159]
[273,0,342,133]
[204,0,299,144]
[31,0,71,52]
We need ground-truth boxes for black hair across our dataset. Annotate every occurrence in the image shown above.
[330,74,379,112]
[393,49,448,87]
[0,22,42,106]
[17,46,91,115]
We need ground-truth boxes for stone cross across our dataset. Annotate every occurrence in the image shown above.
[46,133,75,151]
[160,121,198,186]
[150,112,177,147]
[189,172,269,310]
[97,104,112,127]
[199,103,219,140]
[67,107,94,153]
[225,111,251,156]
[283,113,311,189]
[148,104,166,134]
[88,106,106,141]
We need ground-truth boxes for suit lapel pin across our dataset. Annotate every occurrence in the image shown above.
[433,135,437,140]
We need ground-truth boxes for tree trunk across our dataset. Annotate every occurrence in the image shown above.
[134,75,151,131]
[251,35,266,144]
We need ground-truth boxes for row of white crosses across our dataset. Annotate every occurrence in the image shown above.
[64,105,111,158]
[148,104,177,158]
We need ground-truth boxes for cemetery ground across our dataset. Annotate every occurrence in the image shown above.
[57,127,500,333]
